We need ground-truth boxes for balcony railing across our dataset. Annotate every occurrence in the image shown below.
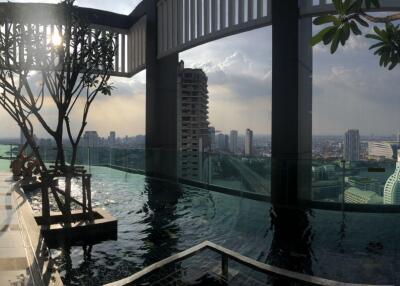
[25,144,400,211]
[104,240,391,286]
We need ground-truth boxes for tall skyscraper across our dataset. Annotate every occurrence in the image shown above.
[224,135,229,151]
[217,133,225,151]
[108,131,116,146]
[229,130,238,154]
[384,154,400,204]
[177,61,209,179]
[245,128,253,156]
[344,129,360,162]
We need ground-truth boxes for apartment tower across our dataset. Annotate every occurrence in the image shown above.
[177,61,209,180]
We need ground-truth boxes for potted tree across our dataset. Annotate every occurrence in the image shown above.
[0,0,117,236]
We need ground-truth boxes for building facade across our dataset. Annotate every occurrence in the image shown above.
[82,131,100,147]
[368,141,398,161]
[345,187,382,204]
[344,129,360,162]
[108,131,116,146]
[208,127,216,151]
[229,130,238,154]
[177,61,209,180]
[245,129,253,156]
[384,154,400,205]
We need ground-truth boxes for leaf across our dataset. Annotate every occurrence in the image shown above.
[354,15,369,27]
[379,55,384,66]
[350,21,362,35]
[340,23,351,45]
[343,0,351,12]
[349,0,363,12]
[388,57,398,70]
[310,26,337,46]
[365,33,382,41]
[333,0,342,11]
[313,15,338,25]
[323,27,338,44]
[371,0,380,8]
[373,26,386,39]
[369,42,384,50]
[331,32,341,53]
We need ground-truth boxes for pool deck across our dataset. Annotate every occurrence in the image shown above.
[0,172,62,286]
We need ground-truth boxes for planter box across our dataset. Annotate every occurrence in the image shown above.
[35,208,118,247]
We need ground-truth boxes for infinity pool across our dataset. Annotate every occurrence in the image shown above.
[24,166,400,285]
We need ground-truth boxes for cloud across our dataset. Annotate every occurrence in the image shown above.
[182,48,272,134]
[313,64,400,135]
[314,34,370,54]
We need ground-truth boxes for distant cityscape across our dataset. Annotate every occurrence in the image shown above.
[1,61,400,206]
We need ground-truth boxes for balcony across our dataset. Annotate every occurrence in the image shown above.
[1,0,400,285]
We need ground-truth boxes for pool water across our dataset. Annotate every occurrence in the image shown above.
[0,159,10,171]
[28,166,400,285]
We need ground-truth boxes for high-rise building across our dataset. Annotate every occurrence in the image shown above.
[108,131,116,146]
[208,127,216,151]
[368,141,397,161]
[343,129,360,162]
[229,130,238,154]
[397,132,400,143]
[217,133,225,151]
[217,134,228,151]
[384,154,400,204]
[224,135,229,151]
[245,129,253,156]
[83,131,100,147]
[177,61,209,180]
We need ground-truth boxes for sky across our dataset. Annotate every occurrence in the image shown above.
[0,1,399,139]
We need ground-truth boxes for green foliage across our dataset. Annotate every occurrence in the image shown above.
[366,23,400,70]
[310,0,400,69]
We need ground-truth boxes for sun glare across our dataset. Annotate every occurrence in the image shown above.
[51,32,62,46]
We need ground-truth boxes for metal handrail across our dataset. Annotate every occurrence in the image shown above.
[104,240,393,286]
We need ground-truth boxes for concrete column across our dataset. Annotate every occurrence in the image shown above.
[271,2,313,204]
[145,0,179,180]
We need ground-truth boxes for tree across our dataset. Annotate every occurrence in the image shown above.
[310,0,400,70]
[0,0,117,224]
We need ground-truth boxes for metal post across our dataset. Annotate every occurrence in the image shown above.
[88,147,91,173]
[82,175,87,215]
[109,147,112,167]
[221,254,228,280]
[341,160,346,209]
[87,174,93,219]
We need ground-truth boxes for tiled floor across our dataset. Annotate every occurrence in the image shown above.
[0,172,32,286]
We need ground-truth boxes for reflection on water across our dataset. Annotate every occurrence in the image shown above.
[25,166,400,285]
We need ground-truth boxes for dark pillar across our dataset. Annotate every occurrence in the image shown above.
[271,1,312,204]
[145,0,179,180]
